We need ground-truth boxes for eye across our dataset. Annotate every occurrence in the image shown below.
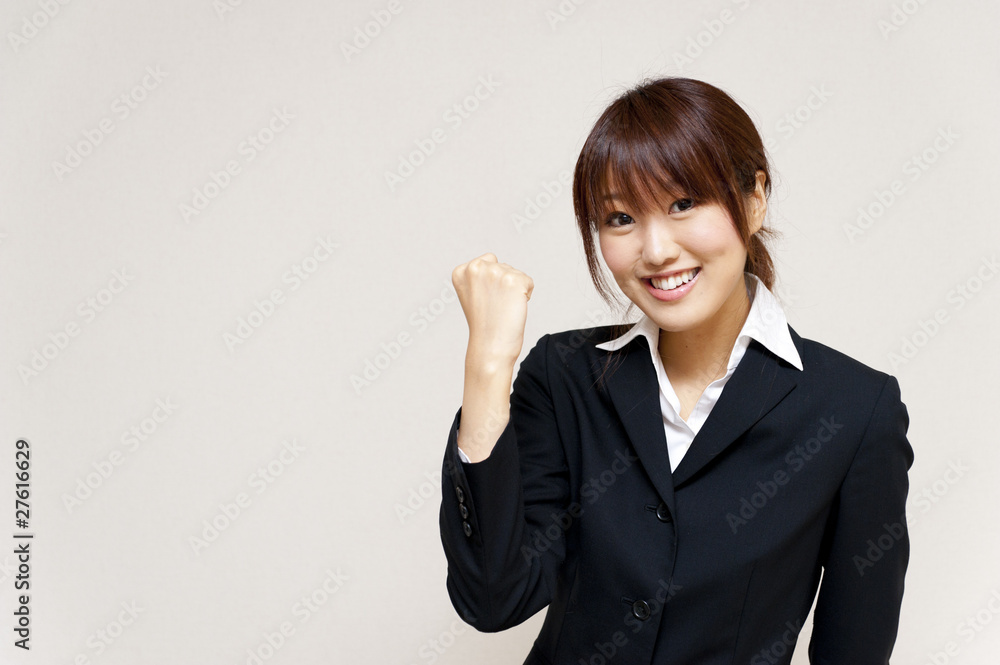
[669,198,695,213]
[604,211,634,228]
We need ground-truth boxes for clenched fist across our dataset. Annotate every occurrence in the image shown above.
[452,253,534,368]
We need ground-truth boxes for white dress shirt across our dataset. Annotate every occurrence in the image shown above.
[458,272,803,467]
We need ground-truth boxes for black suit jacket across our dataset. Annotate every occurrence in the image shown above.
[439,323,913,665]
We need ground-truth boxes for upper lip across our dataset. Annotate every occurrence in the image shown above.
[643,267,700,280]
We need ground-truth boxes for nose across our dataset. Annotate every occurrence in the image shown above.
[640,215,680,267]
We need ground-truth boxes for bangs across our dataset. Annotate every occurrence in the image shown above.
[598,149,697,221]
[575,84,735,229]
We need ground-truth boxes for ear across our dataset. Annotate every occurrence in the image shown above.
[747,170,767,235]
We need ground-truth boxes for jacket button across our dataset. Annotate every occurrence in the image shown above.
[631,600,651,620]
[455,486,465,503]
[462,521,472,537]
[655,503,672,523]
[459,504,469,519]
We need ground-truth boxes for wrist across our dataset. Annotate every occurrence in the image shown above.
[465,347,518,375]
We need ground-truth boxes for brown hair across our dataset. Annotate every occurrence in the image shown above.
[572,77,780,348]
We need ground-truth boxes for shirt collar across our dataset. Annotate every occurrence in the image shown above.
[594,272,804,371]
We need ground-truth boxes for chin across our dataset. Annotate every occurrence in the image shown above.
[656,317,702,333]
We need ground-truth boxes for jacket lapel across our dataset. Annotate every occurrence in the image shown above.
[671,335,799,488]
[604,335,676,518]
[602,326,802,500]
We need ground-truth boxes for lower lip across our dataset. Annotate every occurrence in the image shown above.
[643,269,699,302]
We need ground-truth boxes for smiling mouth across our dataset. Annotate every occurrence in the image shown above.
[645,267,700,291]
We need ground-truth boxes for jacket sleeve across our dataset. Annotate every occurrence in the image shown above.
[808,374,914,664]
[438,333,572,632]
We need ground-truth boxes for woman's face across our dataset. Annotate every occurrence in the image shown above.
[597,175,765,337]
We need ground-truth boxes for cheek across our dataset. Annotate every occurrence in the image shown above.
[685,219,745,260]
[598,234,628,275]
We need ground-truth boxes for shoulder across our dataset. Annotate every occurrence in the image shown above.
[524,324,636,367]
[513,325,631,391]
[787,325,903,407]
[789,325,888,378]
[541,324,625,351]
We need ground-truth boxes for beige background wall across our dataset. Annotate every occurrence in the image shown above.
[2,1,997,663]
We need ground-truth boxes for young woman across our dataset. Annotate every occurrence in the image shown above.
[439,77,913,665]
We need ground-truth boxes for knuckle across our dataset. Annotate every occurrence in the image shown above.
[500,272,518,286]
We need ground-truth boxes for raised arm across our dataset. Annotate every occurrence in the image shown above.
[451,252,532,463]
[439,255,572,632]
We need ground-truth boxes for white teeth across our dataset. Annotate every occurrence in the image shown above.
[651,268,697,291]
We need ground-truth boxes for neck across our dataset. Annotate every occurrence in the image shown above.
[658,275,754,385]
